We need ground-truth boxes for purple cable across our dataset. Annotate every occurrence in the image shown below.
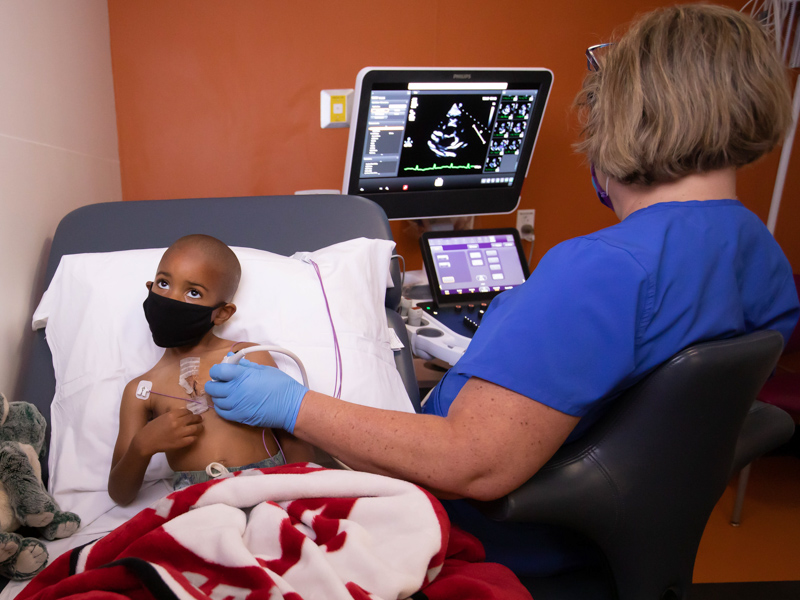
[149,390,285,463]
[263,429,287,465]
[151,390,286,466]
[149,390,206,405]
[308,259,343,399]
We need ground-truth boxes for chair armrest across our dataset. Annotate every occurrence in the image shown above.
[480,399,797,524]
[731,400,795,474]
[475,441,618,528]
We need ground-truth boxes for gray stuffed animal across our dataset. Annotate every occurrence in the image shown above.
[0,393,80,580]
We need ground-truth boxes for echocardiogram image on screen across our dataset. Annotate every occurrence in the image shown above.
[355,87,537,188]
[397,94,497,178]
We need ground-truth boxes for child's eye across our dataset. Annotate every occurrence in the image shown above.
[156,280,169,290]
[186,289,202,299]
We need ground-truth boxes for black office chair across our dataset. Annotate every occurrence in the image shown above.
[476,330,788,600]
[729,399,796,526]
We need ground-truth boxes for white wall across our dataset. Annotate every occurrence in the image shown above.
[0,1,121,396]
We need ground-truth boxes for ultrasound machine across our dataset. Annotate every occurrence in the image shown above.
[342,67,552,364]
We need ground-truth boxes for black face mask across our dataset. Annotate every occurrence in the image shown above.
[142,289,223,348]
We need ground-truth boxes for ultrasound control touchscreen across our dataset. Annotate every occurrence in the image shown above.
[420,228,530,306]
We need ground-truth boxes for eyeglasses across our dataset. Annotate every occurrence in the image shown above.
[586,43,614,72]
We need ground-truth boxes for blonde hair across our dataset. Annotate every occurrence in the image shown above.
[575,3,793,185]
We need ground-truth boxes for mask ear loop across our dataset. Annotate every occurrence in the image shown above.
[591,163,614,210]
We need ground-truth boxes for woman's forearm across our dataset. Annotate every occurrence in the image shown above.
[293,378,579,501]
[294,392,483,497]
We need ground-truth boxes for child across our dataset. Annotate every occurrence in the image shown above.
[109,234,313,505]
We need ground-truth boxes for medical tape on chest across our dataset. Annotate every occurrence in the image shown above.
[136,356,210,414]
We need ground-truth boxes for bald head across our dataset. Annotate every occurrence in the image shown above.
[162,234,241,302]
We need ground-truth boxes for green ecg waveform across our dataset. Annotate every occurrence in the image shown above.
[403,163,482,172]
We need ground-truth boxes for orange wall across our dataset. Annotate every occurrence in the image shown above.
[108,0,799,272]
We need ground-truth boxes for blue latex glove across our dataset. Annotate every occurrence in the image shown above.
[205,358,308,433]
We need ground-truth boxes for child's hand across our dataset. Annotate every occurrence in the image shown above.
[132,408,204,457]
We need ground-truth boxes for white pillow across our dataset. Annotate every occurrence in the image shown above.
[32,238,413,526]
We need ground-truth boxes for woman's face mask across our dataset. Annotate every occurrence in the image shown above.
[142,287,223,348]
[590,164,614,210]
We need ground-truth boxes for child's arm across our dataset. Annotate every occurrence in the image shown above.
[108,380,203,505]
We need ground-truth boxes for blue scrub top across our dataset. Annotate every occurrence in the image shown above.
[425,200,798,440]
[423,200,799,576]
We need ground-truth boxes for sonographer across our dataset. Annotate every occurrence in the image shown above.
[206,3,800,577]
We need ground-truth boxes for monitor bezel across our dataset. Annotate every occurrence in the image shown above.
[343,67,553,221]
[419,227,531,307]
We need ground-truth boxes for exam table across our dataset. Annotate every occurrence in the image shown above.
[2,194,421,594]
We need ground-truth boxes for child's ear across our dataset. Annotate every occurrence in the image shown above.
[213,303,237,325]
[146,281,153,290]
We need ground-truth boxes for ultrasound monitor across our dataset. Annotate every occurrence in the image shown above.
[343,67,553,220]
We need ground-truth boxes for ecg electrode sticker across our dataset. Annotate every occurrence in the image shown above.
[136,380,152,400]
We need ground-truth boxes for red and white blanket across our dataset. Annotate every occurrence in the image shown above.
[18,465,531,599]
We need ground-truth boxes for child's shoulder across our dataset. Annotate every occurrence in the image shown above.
[123,358,172,392]
[214,339,266,357]
[219,340,277,368]
[227,340,256,353]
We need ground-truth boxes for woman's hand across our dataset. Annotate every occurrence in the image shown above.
[206,359,308,433]
[131,407,204,457]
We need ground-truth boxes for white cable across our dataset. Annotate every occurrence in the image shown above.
[744,1,799,234]
[527,235,535,267]
[223,345,310,387]
[783,0,796,62]
[391,254,406,289]
[767,69,800,234]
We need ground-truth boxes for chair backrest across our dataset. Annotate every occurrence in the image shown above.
[478,330,784,600]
